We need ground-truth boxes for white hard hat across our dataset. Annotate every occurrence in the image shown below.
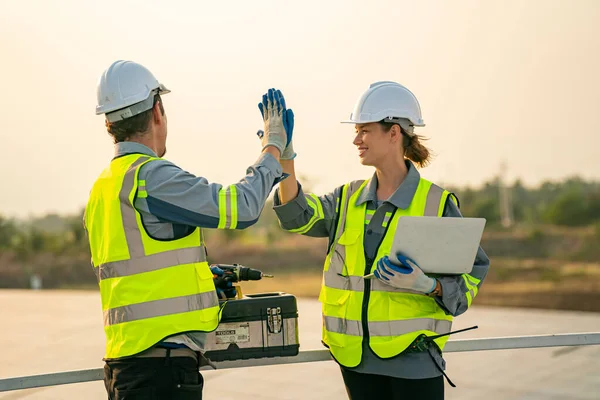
[341,81,425,130]
[96,60,170,122]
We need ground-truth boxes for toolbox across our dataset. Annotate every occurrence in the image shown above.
[203,292,300,362]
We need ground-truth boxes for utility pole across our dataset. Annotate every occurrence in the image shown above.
[499,161,514,228]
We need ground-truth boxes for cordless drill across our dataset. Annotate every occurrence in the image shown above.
[210,263,273,299]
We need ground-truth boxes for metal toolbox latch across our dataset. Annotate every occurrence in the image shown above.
[267,307,282,334]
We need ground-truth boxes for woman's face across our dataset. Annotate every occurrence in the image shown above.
[353,122,400,167]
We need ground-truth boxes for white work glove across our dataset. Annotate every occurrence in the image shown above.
[258,88,287,155]
[374,254,436,294]
[256,107,296,160]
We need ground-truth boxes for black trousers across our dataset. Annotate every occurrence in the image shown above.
[340,368,445,400]
[103,353,204,399]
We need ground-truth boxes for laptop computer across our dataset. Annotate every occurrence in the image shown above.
[386,216,486,275]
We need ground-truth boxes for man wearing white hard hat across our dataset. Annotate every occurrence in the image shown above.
[85,60,292,399]
[272,81,490,399]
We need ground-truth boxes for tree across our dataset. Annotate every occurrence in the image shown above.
[542,189,589,226]
[472,197,501,224]
[0,216,18,249]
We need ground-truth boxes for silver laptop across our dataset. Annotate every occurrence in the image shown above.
[388,216,486,275]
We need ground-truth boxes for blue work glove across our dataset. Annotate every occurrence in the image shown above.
[210,265,237,300]
[258,88,296,159]
[374,254,436,294]
[280,108,296,160]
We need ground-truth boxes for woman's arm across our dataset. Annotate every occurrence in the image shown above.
[434,196,491,316]
[278,159,299,204]
[273,159,342,238]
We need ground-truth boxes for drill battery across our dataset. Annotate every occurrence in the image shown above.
[204,292,300,362]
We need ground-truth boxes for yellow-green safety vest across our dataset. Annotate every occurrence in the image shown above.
[84,154,221,359]
[319,178,456,368]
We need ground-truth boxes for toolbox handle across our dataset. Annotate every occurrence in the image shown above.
[244,292,285,298]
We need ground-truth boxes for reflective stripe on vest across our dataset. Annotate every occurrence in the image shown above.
[324,315,452,337]
[320,178,454,367]
[104,291,219,325]
[99,247,205,280]
[424,183,444,217]
[325,180,367,277]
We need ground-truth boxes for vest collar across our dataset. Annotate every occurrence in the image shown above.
[355,160,421,209]
[114,142,158,159]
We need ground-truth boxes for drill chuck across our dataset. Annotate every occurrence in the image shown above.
[238,266,264,281]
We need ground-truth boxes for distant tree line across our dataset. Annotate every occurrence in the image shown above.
[448,176,600,227]
[1,176,600,252]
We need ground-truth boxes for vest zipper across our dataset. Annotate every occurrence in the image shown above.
[360,207,398,347]
[361,255,374,345]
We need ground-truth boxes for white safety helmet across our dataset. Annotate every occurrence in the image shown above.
[341,81,425,135]
[96,60,170,122]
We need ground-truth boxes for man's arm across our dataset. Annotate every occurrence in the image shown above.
[434,196,491,316]
[138,151,282,229]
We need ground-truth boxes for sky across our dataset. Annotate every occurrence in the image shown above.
[0,0,599,218]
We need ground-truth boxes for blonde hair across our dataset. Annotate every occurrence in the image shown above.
[402,133,432,168]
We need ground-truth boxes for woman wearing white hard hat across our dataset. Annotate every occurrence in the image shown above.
[272,81,490,399]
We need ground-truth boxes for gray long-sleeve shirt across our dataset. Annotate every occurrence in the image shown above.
[103,142,283,351]
[273,160,490,379]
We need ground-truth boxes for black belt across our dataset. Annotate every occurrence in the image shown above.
[135,347,198,360]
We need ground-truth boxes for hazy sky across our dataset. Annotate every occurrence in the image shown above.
[1,0,599,218]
